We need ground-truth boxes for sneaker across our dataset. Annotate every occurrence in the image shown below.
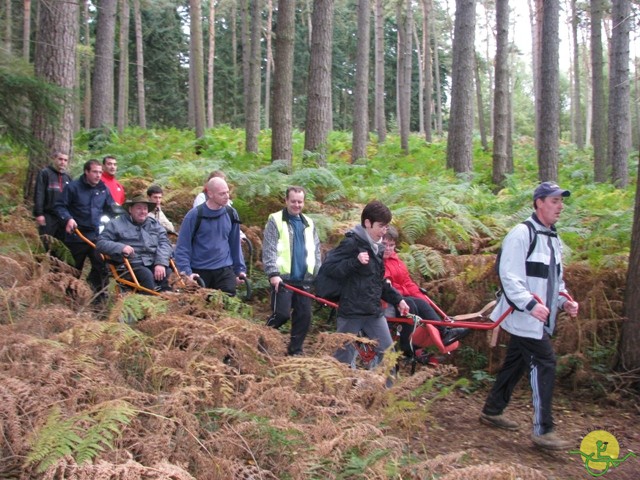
[531,432,572,451]
[479,412,520,430]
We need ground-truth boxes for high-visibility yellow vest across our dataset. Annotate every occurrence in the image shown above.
[271,211,316,276]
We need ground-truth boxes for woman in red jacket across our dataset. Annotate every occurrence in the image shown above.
[382,226,469,347]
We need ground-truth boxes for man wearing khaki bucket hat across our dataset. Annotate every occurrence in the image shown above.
[97,195,173,292]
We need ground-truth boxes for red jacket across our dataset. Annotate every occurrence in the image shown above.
[384,251,424,298]
[101,172,125,205]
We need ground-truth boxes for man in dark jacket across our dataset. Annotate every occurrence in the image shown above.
[55,159,116,303]
[321,200,409,368]
[33,152,72,250]
[97,195,173,292]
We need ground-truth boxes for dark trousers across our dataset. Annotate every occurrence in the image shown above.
[67,241,109,301]
[192,266,236,296]
[266,285,312,355]
[396,297,441,353]
[38,213,66,251]
[482,332,557,436]
[121,264,169,293]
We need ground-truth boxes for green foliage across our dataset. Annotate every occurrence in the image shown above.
[115,294,168,324]
[25,400,136,473]
[398,244,446,279]
[337,449,390,479]
[0,51,63,153]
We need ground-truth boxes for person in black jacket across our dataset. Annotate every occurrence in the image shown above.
[55,159,116,305]
[33,152,72,250]
[321,200,409,369]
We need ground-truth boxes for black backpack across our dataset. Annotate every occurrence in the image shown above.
[313,247,343,303]
[495,220,556,310]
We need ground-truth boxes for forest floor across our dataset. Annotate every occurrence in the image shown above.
[402,366,640,479]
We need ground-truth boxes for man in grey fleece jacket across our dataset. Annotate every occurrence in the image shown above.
[480,182,579,451]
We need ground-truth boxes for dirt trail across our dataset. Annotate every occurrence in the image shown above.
[420,385,640,479]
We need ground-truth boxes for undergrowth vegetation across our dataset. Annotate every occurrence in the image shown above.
[0,127,635,478]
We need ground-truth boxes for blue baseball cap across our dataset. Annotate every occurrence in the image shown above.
[533,182,571,201]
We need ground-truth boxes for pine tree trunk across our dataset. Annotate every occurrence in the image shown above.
[607,0,630,188]
[82,0,92,129]
[117,0,130,133]
[591,0,606,182]
[374,0,386,143]
[22,0,31,60]
[207,0,215,129]
[475,54,487,151]
[304,0,334,165]
[264,0,273,129]
[446,0,475,174]
[537,0,559,182]
[271,0,296,166]
[26,0,78,201]
[132,0,146,128]
[245,0,262,153]
[351,0,371,163]
[619,151,640,374]
[397,0,412,154]
[571,0,584,149]
[189,0,206,140]
[91,0,117,129]
[492,0,509,187]
[433,20,442,136]
[422,0,432,143]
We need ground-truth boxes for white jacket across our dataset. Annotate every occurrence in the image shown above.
[490,214,569,339]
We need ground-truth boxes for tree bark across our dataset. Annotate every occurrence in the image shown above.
[433,19,442,136]
[571,0,584,149]
[189,0,206,139]
[4,0,11,53]
[475,54,487,151]
[26,0,78,201]
[351,0,371,163]
[82,0,91,129]
[304,0,334,165]
[591,0,606,182]
[207,0,216,129]
[23,0,31,60]
[446,0,475,174]
[421,0,432,143]
[91,0,117,129]
[536,0,559,182]
[374,0,386,143]
[271,0,296,165]
[245,0,262,153]
[492,0,509,188]
[264,0,273,129]
[607,0,630,188]
[132,0,146,128]
[117,0,130,133]
[619,151,640,374]
[397,0,412,154]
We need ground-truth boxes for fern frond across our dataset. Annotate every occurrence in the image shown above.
[399,244,446,279]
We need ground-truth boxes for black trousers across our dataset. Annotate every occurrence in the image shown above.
[120,264,169,293]
[482,332,557,436]
[267,285,312,355]
[192,265,236,296]
[67,241,109,302]
[38,213,66,251]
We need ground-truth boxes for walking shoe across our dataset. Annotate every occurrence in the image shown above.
[531,432,572,451]
[441,327,471,346]
[479,412,520,430]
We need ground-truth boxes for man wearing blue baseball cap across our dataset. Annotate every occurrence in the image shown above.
[479,181,579,451]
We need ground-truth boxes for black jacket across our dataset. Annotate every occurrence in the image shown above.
[33,165,72,217]
[322,225,403,319]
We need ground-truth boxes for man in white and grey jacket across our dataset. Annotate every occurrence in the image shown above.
[480,182,579,451]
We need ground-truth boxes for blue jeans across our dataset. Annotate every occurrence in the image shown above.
[334,314,393,368]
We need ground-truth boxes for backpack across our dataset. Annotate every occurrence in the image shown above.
[495,220,556,311]
[190,203,240,244]
[313,248,343,303]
